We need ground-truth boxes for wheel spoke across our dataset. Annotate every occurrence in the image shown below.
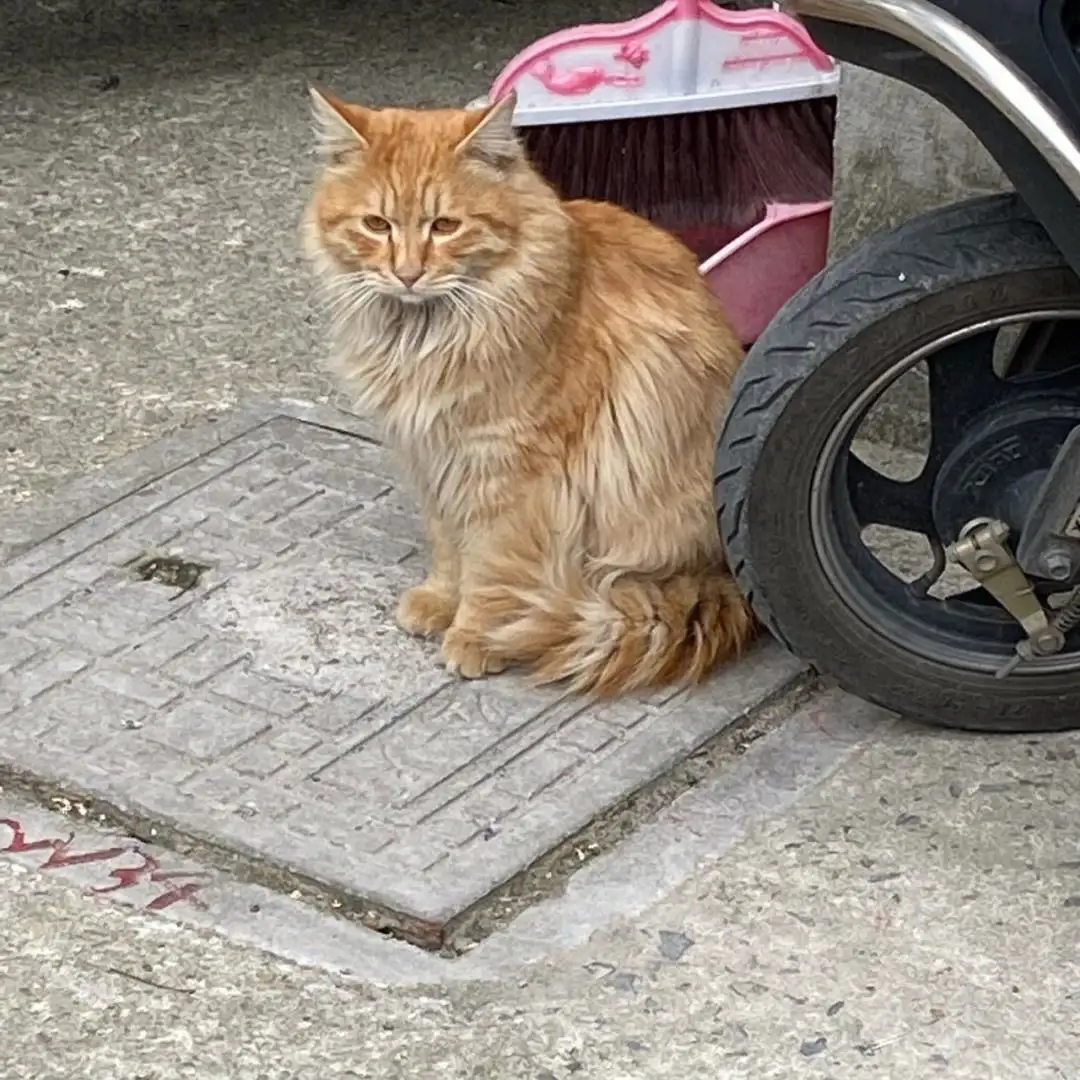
[925,331,1010,470]
[1002,319,1080,377]
[846,454,934,533]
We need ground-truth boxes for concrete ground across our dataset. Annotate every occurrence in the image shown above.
[4,718,1080,1078]
[3,1,1080,1077]
[0,0,643,510]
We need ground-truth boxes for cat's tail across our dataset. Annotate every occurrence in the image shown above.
[481,544,756,697]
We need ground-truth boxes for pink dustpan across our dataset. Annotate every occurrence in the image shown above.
[699,201,832,347]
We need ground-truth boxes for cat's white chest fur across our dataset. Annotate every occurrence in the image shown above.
[326,293,521,527]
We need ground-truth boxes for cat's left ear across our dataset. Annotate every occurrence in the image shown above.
[456,90,521,169]
[309,86,370,162]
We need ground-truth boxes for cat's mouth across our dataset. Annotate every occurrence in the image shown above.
[372,279,438,306]
[393,291,432,306]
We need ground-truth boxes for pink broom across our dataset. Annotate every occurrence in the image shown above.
[474,0,840,344]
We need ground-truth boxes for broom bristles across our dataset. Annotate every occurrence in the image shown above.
[519,98,836,261]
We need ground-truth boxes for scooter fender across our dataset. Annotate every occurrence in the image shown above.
[783,0,1080,277]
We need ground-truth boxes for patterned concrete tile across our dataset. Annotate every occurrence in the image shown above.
[0,402,805,944]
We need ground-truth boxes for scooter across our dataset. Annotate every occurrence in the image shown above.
[714,0,1080,732]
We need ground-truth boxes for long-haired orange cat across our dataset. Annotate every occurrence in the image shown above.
[303,87,756,695]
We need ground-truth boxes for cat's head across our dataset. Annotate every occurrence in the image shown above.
[304,88,555,306]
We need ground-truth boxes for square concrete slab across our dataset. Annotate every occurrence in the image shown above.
[0,401,806,947]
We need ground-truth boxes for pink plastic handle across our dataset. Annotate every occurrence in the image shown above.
[699,201,833,347]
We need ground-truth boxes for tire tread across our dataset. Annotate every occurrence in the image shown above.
[714,194,1080,732]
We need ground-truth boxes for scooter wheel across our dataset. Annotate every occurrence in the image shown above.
[715,193,1080,732]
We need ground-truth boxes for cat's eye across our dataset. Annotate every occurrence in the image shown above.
[430,217,462,236]
[361,215,391,234]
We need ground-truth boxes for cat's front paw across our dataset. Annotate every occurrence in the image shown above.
[440,627,507,679]
[396,585,458,637]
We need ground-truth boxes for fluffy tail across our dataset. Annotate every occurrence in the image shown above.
[483,560,757,697]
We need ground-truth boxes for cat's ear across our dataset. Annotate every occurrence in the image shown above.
[309,86,370,162]
[456,90,521,169]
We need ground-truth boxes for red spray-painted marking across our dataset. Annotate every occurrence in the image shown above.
[0,818,209,913]
[0,819,61,855]
[94,852,210,911]
[3,818,133,869]
[146,882,208,911]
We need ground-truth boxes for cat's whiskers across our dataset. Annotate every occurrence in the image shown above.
[322,277,381,326]
[442,290,479,330]
[332,293,376,328]
[453,279,545,345]
[451,280,517,322]
[437,280,502,334]
[316,268,368,301]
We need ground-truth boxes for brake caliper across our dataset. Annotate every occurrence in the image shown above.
[947,518,1067,677]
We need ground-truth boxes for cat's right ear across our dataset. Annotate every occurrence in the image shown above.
[309,86,370,163]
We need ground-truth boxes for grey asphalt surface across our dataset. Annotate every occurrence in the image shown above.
[4,2,1080,1078]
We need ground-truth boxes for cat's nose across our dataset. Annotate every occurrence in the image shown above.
[394,267,424,288]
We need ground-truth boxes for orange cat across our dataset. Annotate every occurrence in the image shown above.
[303,87,756,695]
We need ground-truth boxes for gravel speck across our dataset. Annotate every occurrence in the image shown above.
[658,930,694,962]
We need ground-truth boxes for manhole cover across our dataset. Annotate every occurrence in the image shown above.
[0,402,803,949]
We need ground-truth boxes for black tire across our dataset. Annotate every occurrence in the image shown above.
[715,193,1080,733]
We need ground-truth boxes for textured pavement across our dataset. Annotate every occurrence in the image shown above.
[4,714,1080,1078]
[4,1,1080,1077]
[0,690,883,985]
[0,400,805,946]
